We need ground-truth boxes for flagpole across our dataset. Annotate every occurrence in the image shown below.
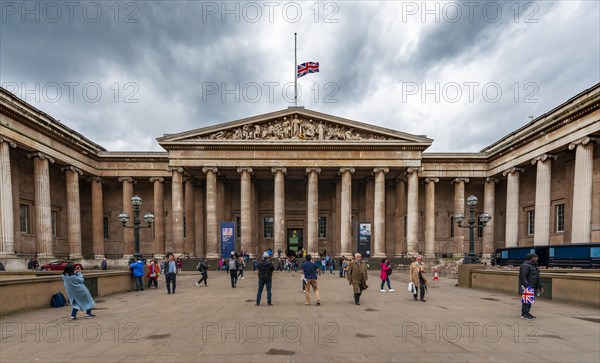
[294,32,297,107]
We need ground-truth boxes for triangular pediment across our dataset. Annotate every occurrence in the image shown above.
[157,108,432,146]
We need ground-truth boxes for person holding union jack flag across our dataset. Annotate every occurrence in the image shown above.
[519,253,544,320]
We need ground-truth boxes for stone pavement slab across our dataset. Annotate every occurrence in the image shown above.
[1,270,598,363]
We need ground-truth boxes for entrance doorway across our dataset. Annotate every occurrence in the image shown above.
[287,228,303,256]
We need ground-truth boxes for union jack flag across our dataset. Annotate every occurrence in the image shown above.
[521,286,536,304]
[297,62,319,78]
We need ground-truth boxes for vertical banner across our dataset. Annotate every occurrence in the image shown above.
[220,222,236,259]
[357,222,371,257]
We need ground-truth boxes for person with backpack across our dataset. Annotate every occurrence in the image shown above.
[129,257,145,291]
[195,258,209,287]
[379,258,395,292]
[62,263,95,320]
[256,252,275,306]
[302,254,321,306]
[228,251,240,288]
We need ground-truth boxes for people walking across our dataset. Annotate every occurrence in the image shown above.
[228,252,240,288]
[519,253,544,320]
[409,255,428,302]
[147,259,160,289]
[129,257,145,291]
[62,263,95,320]
[380,258,395,292]
[339,255,345,278]
[238,256,245,279]
[196,258,209,287]
[100,258,108,270]
[302,254,321,306]
[347,253,369,305]
[163,253,178,294]
[256,252,275,306]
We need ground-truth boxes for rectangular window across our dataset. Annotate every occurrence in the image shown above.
[51,210,58,237]
[19,204,29,233]
[183,216,186,238]
[555,204,565,232]
[318,216,327,238]
[450,216,454,238]
[404,216,407,238]
[477,225,483,238]
[103,216,109,239]
[263,217,273,238]
[235,216,241,238]
[527,210,535,236]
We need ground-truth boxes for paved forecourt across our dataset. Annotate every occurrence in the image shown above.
[1,268,599,363]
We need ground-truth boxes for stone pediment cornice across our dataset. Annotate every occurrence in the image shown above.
[157,108,433,147]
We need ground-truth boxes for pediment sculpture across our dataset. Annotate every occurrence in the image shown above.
[199,117,392,141]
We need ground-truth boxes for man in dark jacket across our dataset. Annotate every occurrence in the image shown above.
[195,258,209,287]
[519,253,544,320]
[256,252,275,306]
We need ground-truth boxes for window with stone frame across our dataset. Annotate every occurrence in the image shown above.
[19,203,30,233]
[235,216,241,238]
[555,203,565,233]
[51,209,59,237]
[103,216,109,239]
[527,209,535,236]
[450,216,454,238]
[263,217,273,238]
[318,216,327,238]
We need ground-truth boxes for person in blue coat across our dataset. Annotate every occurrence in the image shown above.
[129,258,145,291]
[62,263,95,320]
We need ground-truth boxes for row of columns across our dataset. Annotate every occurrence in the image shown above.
[502,137,596,247]
[0,136,595,259]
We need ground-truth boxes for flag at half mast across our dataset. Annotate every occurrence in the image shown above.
[297,62,320,78]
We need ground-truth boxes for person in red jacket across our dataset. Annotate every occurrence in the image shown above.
[147,259,160,289]
[379,258,395,292]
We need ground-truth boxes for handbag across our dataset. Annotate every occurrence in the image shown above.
[408,281,416,294]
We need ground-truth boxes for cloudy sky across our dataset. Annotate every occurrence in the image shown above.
[1,1,598,152]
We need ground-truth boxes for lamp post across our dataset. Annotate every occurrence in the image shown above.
[118,195,155,259]
[454,195,492,264]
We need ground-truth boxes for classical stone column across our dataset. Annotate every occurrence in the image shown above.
[569,137,596,243]
[394,177,406,256]
[306,167,321,255]
[272,167,287,257]
[237,167,253,254]
[532,154,556,246]
[118,177,135,256]
[502,168,523,247]
[29,152,55,258]
[339,168,355,256]
[184,177,196,257]
[483,178,498,258]
[406,168,420,255]
[150,177,165,257]
[452,178,469,256]
[195,182,205,258]
[334,179,342,256]
[63,166,83,259]
[171,168,184,254]
[0,138,16,257]
[89,177,105,258]
[373,167,389,258]
[424,177,438,259]
[203,167,219,258]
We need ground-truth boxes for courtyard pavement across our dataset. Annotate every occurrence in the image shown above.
[1,268,599,363]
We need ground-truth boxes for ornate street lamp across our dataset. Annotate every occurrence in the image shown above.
[455,195,492,264]
[119,195,155,258]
